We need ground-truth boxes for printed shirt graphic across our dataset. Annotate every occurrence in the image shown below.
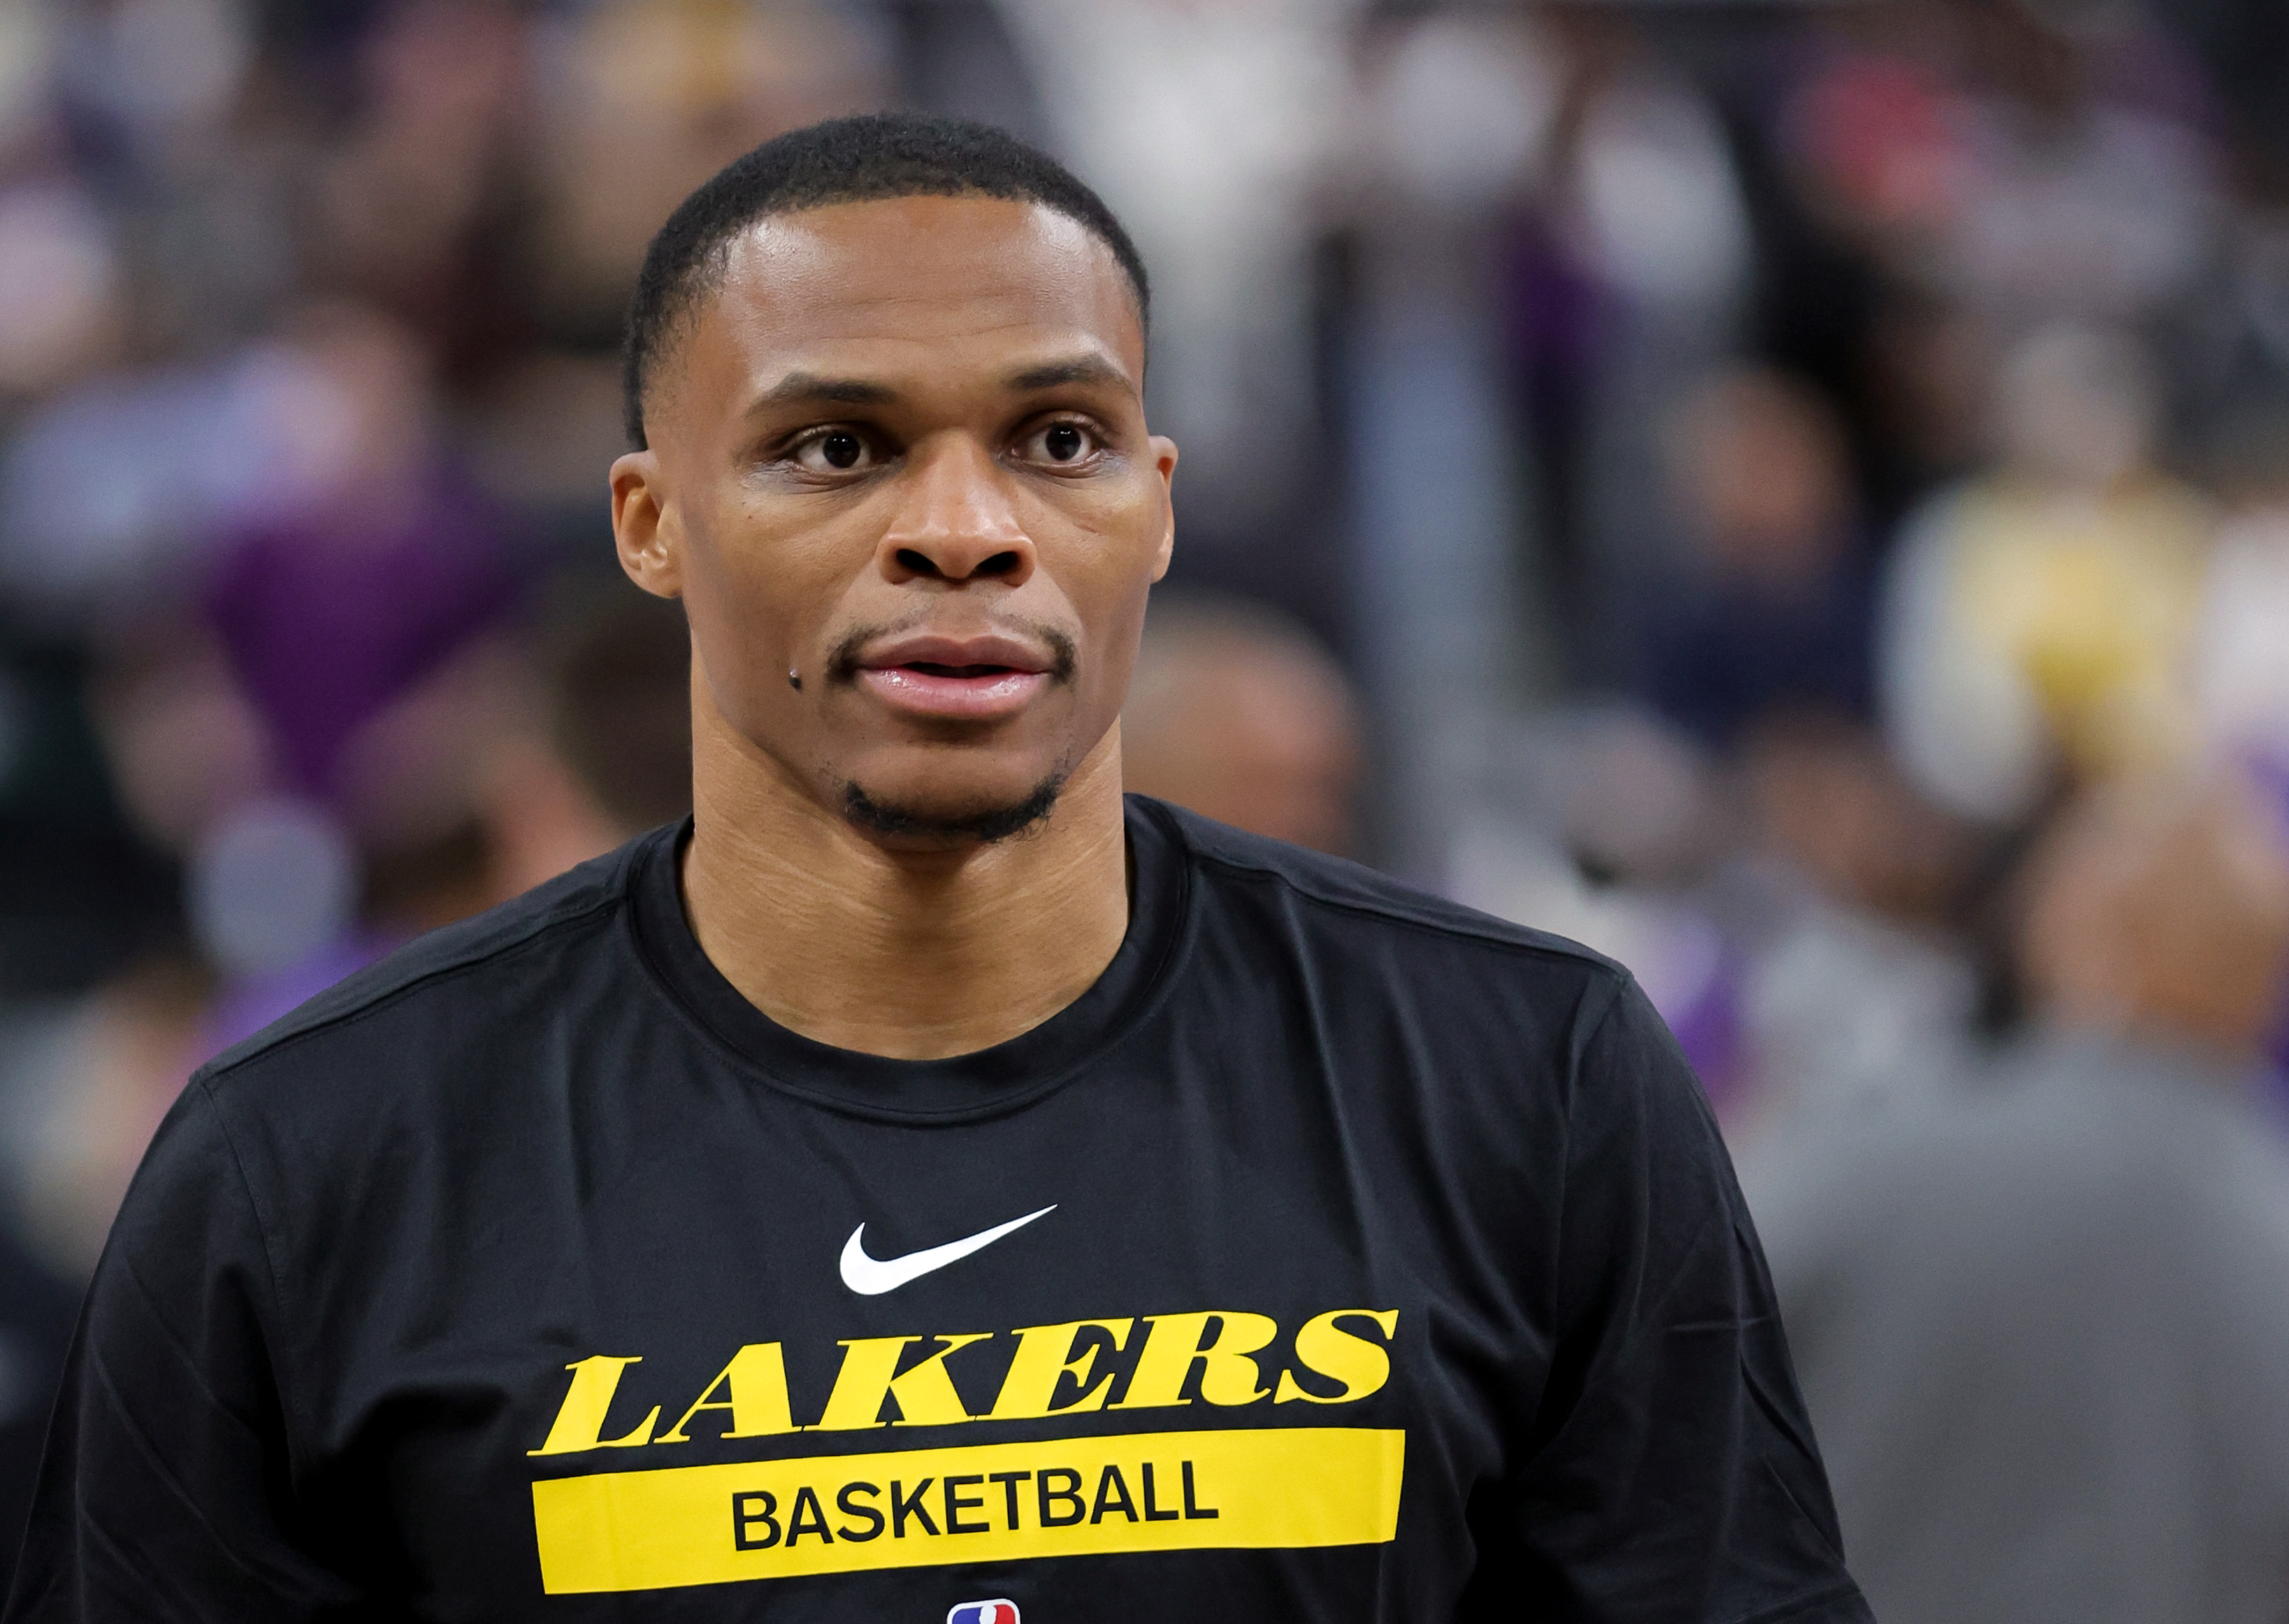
[5,802,1871,1623]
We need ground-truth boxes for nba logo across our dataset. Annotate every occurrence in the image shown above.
[947,1603,1019,1624]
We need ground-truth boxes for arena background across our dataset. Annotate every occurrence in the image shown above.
[2,1,2288,1616]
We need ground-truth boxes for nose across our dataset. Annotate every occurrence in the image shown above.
[876,435,1036,587]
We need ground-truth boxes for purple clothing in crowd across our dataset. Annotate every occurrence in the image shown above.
[205,468,530,802]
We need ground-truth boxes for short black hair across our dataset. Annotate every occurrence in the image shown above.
[621,113,1150,450]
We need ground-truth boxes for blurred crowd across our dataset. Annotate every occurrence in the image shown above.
[2,0,2288,1616]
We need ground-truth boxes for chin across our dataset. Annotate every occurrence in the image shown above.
[838,769,1067,846]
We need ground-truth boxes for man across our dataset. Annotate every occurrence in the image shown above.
[1746,778,2289,1624]
[7,115,1867,1621]
[1120,593,1362,856]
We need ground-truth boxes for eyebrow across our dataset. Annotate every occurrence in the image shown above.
[751,372,900,410]
[747,354,1134,415]
[1006,355,1132,393]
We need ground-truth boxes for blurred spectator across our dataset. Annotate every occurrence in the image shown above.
[1120,593,1361,857]
[1445,706,1745,1103]
[1746,776,2289,1624]
[171,300,538,1038]
[1777,16,1968,265]
[1484,6,1754,681]
[479,583,693,899]
[202,305,528,809]
[303,0,529,375]
[1717,713,1980,1143]
[1942,2,2220,335]
[0,182,122,404]
[521,0,886,349]
[1782,4,2223,335]
[3,952,209,1281]
[482,0,887,544]
[1882,321,2215,825]
[1,585,687,1285]
[192,574,688,1044]
[1634,367,1876,748]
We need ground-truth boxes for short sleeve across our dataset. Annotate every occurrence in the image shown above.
[1475,977,1872,1623]
[3,1079,368,1623]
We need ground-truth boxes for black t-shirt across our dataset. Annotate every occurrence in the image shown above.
[6,799,1868,1623]
[0,1230,77,1604]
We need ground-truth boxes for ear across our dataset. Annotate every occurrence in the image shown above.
[612,450,683,599]
[1148,434,1178,583]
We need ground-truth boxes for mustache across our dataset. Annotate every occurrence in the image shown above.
[823,619,1078,685]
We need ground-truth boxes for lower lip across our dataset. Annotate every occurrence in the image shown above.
[857,666,1050,720]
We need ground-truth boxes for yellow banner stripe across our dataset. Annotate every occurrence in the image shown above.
[532,1426,1406,1593]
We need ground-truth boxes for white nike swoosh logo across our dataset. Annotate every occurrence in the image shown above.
[839,1205,1057,1296]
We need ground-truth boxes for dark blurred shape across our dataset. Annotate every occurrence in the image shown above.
[2122,0,2289,189]
[1635,367,1875,748]
[1741,713,1972,931]
[1122,593,1362,856]
[1747,776,2289,1624]
[0,1226,76,1607]
[884,0,1044,145]
[0,630,180,996]
[543,587,692,838]
[1710,711,1982,1142]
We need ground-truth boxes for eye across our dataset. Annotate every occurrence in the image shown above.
[1017,419,1102,467]
[788,428,876,475]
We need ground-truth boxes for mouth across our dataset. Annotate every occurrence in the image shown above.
[842,631,1067,722]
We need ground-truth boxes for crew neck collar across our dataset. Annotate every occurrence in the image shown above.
[627,795,1192,1122]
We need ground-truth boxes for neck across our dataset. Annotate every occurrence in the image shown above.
[679,718,1131,1061]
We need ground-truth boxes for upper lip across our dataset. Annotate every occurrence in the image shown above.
[855,631,1055,675]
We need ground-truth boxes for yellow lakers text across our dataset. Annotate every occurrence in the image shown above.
[528,1308,1400,1454]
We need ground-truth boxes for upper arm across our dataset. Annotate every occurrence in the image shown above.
[5,1080,366,1623]
[1479,978,1870,1624]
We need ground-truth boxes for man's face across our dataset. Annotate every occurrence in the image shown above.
[612,195,1175,844]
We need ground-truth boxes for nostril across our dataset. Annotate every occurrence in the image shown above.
[894,549,939,577]
[977,551,1023,577]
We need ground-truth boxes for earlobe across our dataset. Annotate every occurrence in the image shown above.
[1150,435,1178,582]
[611,451,683,599]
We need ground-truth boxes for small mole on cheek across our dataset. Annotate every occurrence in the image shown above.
[788,668,802,691]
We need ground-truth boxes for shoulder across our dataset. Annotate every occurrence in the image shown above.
[1141,797,1631,1022]
[196,827,666,1092]
[1148,798,1615,964]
